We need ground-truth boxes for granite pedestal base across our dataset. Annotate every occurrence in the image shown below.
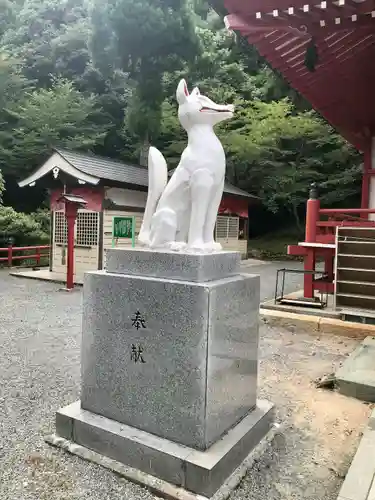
[54,399,274,498]
[51,249,274,496]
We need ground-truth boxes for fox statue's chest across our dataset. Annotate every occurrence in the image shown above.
[181,138,226,170]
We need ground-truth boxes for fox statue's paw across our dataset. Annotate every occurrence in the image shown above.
[166,241,187,252]
[210,242,222,251]
[138,233,151,246]
[202,241,222,252]
[187,240,222,253]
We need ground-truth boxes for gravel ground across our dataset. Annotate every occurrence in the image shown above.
[0,270,370,500]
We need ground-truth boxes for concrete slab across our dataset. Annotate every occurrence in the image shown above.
[260,308,375,339]
[337,409,375,500]
[240,258,268,267]
[336,337,375,402]
[338,429,375,500]
[52,399,274,498]
[10,269,83,285]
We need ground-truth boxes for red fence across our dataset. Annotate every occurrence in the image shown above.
[288,193,375,298]
[305,200,375,245]
[0,245,50,267]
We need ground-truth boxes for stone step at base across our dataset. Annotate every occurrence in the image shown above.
[336,336,375,402]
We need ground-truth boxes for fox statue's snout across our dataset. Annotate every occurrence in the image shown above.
[176,79,234,130]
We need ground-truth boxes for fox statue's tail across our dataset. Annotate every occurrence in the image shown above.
[138,146,168,246]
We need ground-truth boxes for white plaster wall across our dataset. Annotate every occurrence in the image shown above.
[104,187,147,208]
[369,137,375,221]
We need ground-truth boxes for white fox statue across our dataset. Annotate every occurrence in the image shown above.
[138,79,234,253]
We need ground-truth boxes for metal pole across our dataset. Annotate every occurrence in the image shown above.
[132,216,136,248]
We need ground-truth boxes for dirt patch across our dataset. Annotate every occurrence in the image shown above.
[240,326,371,500]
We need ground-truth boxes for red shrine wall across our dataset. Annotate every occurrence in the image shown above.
[50,187,104,212]
[219,196,249,218]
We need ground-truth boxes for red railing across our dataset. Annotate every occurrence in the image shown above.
[0,245,50,267]
[315,208,375,241]
[288,193,375,299]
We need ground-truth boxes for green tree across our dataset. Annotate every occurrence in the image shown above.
[0,55,30,110]
[89,0,200,143]
[0,169,4,204]
[0,54,32,179]
[0,206,49,245]
[1,78,109,177]
[2,0,89,87]
[1,0,135,159]
[219,99,360,229]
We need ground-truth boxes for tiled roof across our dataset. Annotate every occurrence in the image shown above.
[56,149,149,187]
[222,182,257,199]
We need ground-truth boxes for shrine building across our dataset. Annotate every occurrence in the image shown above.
[18,149,256,283]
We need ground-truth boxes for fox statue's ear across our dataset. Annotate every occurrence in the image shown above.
[176,79,189,105]
[191,87,200,96]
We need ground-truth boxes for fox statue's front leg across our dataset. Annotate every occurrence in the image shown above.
[187,168,217,250]
[203,179,225,251]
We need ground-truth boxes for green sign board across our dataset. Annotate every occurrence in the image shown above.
[112,216,135,247]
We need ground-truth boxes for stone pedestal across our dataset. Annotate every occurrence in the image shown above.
[53,249,274,498]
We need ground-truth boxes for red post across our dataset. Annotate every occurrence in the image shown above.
[7,244,13,268]
[305,183,320,243]
[304,250,315,299]
[65,203,78,290]
[304,184,320,299]
[36,246,41,266]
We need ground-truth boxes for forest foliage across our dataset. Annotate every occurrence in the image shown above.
[0,0,362,239]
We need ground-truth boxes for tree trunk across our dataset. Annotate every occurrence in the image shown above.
[291,202,302,232]
[139,132,149,167]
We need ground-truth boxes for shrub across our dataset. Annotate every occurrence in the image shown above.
[31,208,51,235]
[0,206,50,247]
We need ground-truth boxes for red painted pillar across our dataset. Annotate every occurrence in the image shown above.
[7,242,13,268]
[304,250,315,299]
[65,203,78,290]
[305,183,320,243]
[361,145,371,216]
[304,184,320,299]
[36,246,41,266]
